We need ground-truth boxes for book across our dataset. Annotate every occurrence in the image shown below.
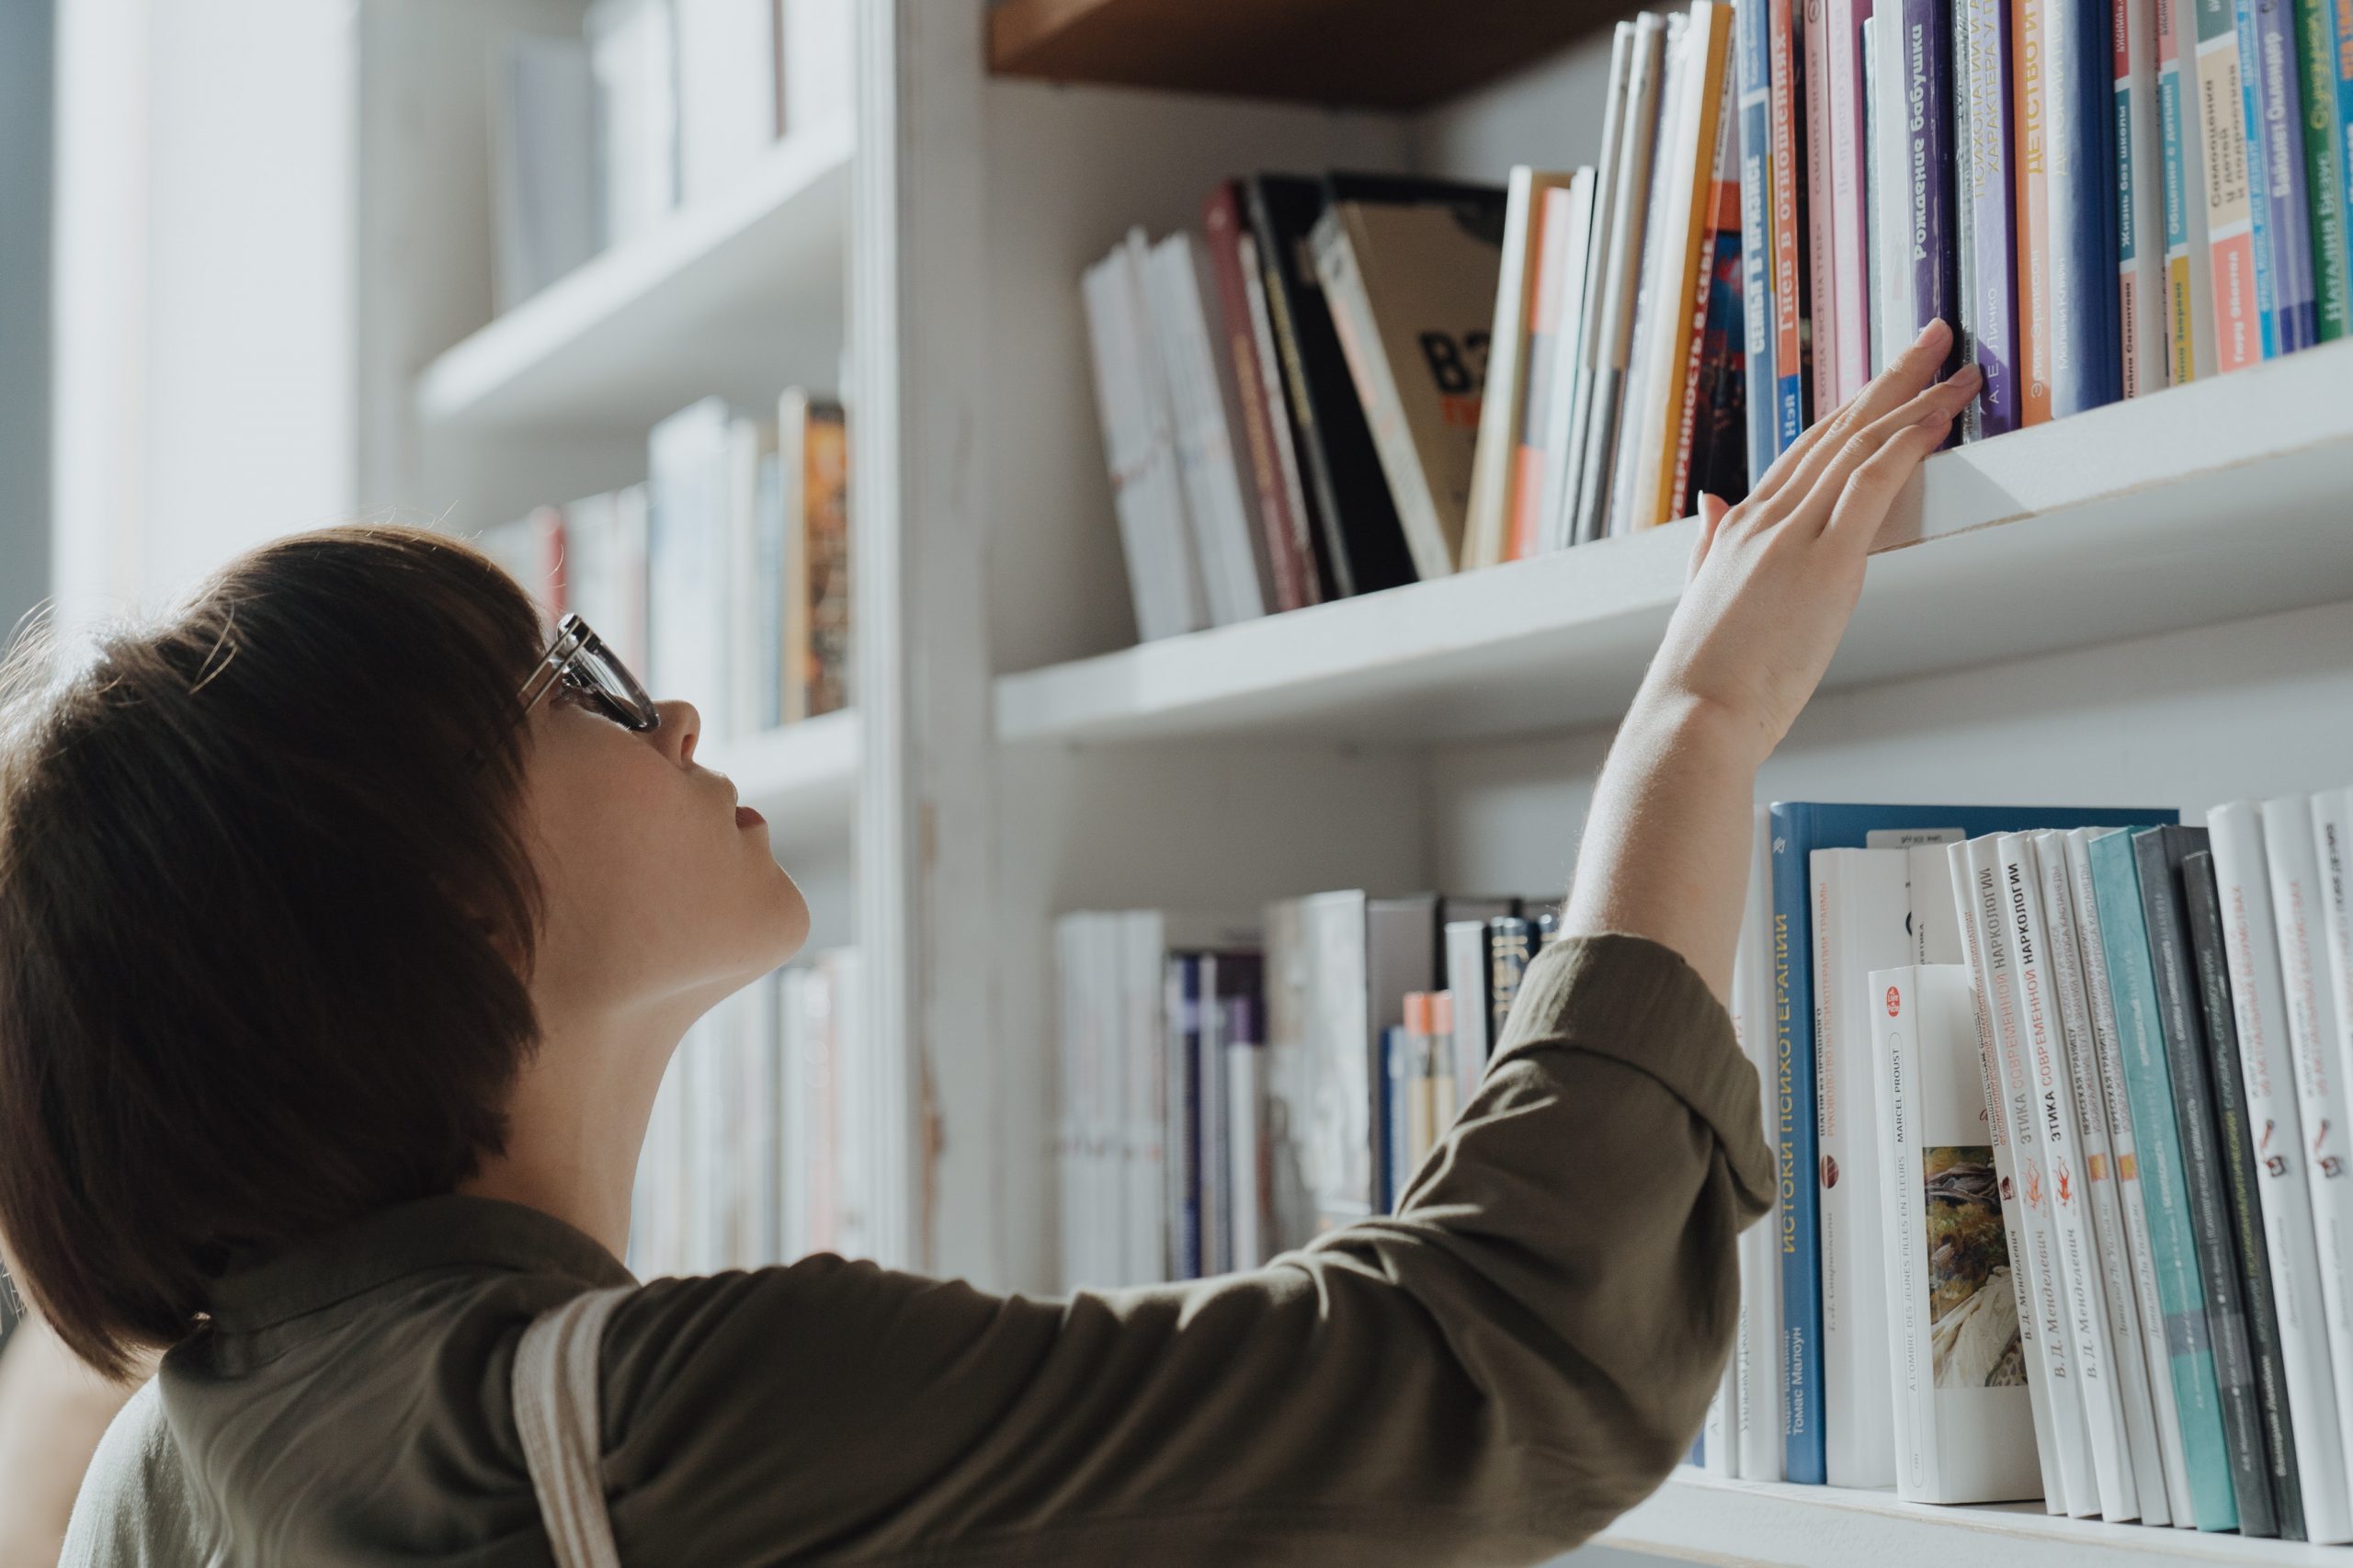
[2119,0,2172,395]
[1806,0,1844,421]
[588,0,679,248]
[1226,995,1270,1270]
[2158,0,2222,381]
[1079,235,1209,642]
[2136,824,2279,1535]
[1962,0,2023,432]
[1444,919,1494,1114]
[674,0,779,205]
[1866,17,1891,377]
[1768,0,1810,451]
[1827,0,1878,412]
[2190,0,2265,371]
[1487,915,1536,1051]
[1737,0,1784,487]
[2088,827,2242,1530]
[1612,10,1697,540]
[1733,807,1787,1482]
[1241,175,1415,598]
[1464,167,1581,569]
[779,390,848,722]
[2048,0,2124,415]
[1310,175,1508,581]
[1518,170,1601,558]
[1547,25,1642,551]
[1813,848,1913,1488]
[1678,104,1751,515]
[1580,15,1673,543]
[648,397,736,736]
[490,32,597,312]
[2017,0,2058,421]
[2184,846,2308,1538]
[2292,0,2353,339]
[2236,0,2318,355]
[1202,182,1319,612]
[1903,0,1964,383]
[2034,833,2174,1522]
[1874,962,2046,1503]
[1143,231,1275,628]
[2064,830,2200,1523]
[2207,802,2353,1540]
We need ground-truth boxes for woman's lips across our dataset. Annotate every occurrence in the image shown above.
[735,804,766,830]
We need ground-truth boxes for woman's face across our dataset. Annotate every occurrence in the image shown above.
[517,685,810,1023]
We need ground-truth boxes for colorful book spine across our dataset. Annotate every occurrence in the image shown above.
[1770,807,1828,1483]
[1675,92,1745,516]
[2292,0,2352,337]
[2017,0,2058,419]
[2086,829,2240,1530]
[2158,0,2218,381]
[1963,0,2022,433]
[1740,0,1783,485]
[2194,0,2265,369]
[1202,184,1313,613]
[1829,0,1877,407]
[2238,0,2317,353]
[2120,0,2171,393]
[1806,0,1842,418]
[1770,0,1810,449]
[2050,0,2124,414]
[1902,0,1963,394]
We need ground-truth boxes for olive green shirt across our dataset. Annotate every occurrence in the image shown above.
[63,933,1772,1566]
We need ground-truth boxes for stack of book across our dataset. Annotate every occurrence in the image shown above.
[476,387,849,744]
[489,0,854,307]
[627,947,869,1278]
[1711,788,2353,1542]
[1051,894,1561,1290]
[1078,0,2353,648]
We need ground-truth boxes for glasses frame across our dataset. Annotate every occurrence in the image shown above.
[470,613,660,772]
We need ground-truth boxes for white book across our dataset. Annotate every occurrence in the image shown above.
[2315,788,2353,1166]
[776,968,810,1262]
[490,32,597,311]
[1622,10,1717,535]
[2034,833,2171,1523]
[777,0,855,136]
[1875,963,2045,1502]
[1869,6,1916,349]
[1955,835,2086,1515]
[1862,17,1889,378]
[723,414,770,737]
[1227,1025,1268,1272]
[2064,828,2199,1524]
[1529,166,1601,558]
[1573,13,1667,546]
[2260,792,2353,1529]
[1052,915,1086,1290]
[647,398,734,738]
[1122,912,1172,1286]
[674,0,778,204]
[1545,25,1635,553]
[1443,921,1490,1122]
[1296,892,1377,1230]
[1079,241,1207,642]
[1732,804,1783,1480]
[1812,847,1911,1486]
[2208,801,2353,1541]
[1996,833,2140,1519]
[1464,166,1554,569]
[1608,11,1692,540]
[1144,232,1272,626]
[821,949,870,1262]
[587,0,678,247]
[738,971,779,1267]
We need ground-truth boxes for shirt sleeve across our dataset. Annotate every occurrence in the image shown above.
[597,932,1775,1567]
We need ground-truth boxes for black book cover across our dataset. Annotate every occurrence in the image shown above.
[1486,915,1533,1051]
[2185,846,2307,1540]
[2134,824,2279,1537]
[1242,173,1415,599]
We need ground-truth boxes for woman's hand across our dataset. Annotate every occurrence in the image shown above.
[1637,319,1982,767]
[1563,320,1980,1001]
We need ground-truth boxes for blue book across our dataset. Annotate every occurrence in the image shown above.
[1737,0,1780,487]
[1768,801,2173,1484]
[2047,0,2123,412]
[2086,828,2242,1531]
[1381,1024,1409,1215]
[2239,0,2318,352]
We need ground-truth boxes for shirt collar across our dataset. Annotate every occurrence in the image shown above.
[200,1194,637,1333]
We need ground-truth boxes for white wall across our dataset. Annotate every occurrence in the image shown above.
[51,0,357,630]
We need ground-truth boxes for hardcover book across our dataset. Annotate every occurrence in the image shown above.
[1202,181,1319,613]
[1737,0,1783,485]
[2157,0,2221,381]
[2234,0,2317,354]
[2189,0,2264,371]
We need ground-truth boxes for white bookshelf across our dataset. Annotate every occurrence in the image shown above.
[998,339,2353,749]
[705,710,859,841]
[1600,1473,2351,1566]
[415,116,853,436]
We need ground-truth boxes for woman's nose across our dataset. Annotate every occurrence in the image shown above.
[654,699,699,767]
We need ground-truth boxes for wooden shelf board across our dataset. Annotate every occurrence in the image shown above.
[995,340,2353,750]
[986,0,1626,111]
[707,708,858,846]
[415,119,853,437]
[1602,1471,2348,1566]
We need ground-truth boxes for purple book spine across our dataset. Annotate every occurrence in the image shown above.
[1902,0,1962,382]
[1963,0,2020,431]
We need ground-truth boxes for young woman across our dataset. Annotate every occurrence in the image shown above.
[1,325,1978,1566]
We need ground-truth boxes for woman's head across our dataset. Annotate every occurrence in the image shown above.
[0,523,806,1378]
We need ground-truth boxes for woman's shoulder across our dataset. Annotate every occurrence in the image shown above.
[60,1381,203,1568]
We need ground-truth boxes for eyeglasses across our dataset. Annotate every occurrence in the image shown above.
[469,612,659,770]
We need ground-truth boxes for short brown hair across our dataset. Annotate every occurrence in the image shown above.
[0,524,551,1379]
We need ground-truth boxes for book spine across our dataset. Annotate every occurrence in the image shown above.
[1902,0,1963,391]
[1734,807,1786,1481]
[2195,0,2265,369]
[1771,0,1812,449]
[1954,0,1984,437]
[1964,835,2096,1513]
[1674,87,1743,518]
[2293,0,2353,337]
[2238,0,2316,353]
[1999,834,2141,1519]
[1203,185,1311,613]
[2209,804,2353,1540]
[2067,832,2199,1522]
[1486,918,1532,1053]
[2336,0,2353,319]
[2158,0,2214,381]
[1867,17,1891,373]
[1235,229,1327,607]
[1965,0,2023,431]
[1806,0,1843,417]
[1740,0,1784,486]
[1770,804,1827,1483]
[1513,183,1575,559]
[2050,0,2125,415]
[1466,167,1543,570]
[2121,0,2173,393]
[2184,847,2306,1538]
[1829,0,1877,406]
[2017,0,2058,420]
[2039,835,2173,1522]
[1874,965,1939,1499]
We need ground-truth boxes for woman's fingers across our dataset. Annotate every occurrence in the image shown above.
[1688,492,1732,580]
[1827,402,1956,540]
[1746,319,1958,515]
[1780,363,1980,536]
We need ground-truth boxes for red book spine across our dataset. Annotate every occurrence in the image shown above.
[1202,181,1311,612]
